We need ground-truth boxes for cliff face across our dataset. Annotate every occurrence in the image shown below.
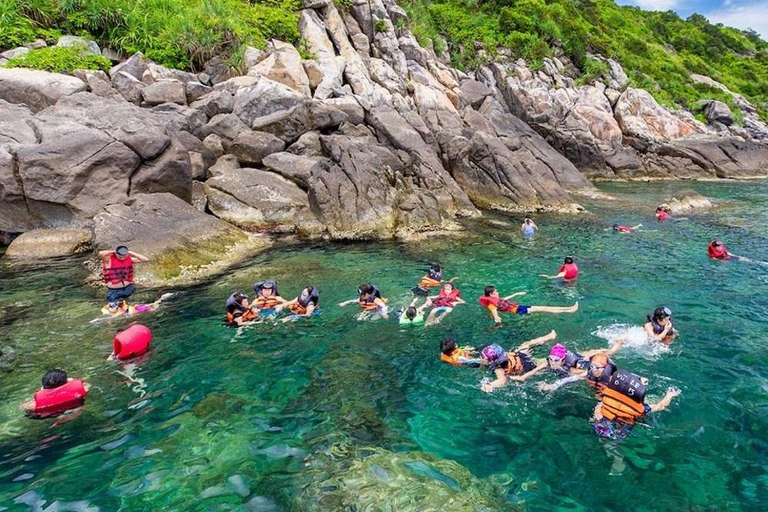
[1,0,768,247]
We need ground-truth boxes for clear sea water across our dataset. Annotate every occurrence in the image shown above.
[2,181,768,511]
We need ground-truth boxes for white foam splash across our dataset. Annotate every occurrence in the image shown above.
[592,324,670,359]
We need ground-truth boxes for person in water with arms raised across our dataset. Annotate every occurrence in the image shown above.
[413,264,455,296]
[339,284,389,318]
[278,286,319,317]
[479,286,578,326]
[521,216,538,237]
[225,292,260,326]
[480,330,557,392]
[644,306,676,343]
[20,369,91,418]
[100,245,149,310]
[440,338,483,367]
[541,256,579,281]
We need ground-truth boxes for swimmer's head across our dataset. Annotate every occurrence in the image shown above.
[588,354,609,377]
[430,264,442,273]
[441,282,454,293]
[405,306,417,320]
[654,306,672,320]
[42,369,68,389]
[441,338,457,355]
[358,284,374,299]
[548,344,567,367]
[481,344,504,362]
[564,256,574,264]
[612,224,619,230]
[115,245,129,259]
[483,285,498,297]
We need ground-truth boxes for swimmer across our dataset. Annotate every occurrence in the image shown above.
[278,286,319,317]
[440,338,482,367]
[607,224,643,233]
[413,264,456,296]
[99,293,173,319]
[644,307,676,344]
[339,284,389,319]
[521,216,538,237]
[424,282,466,326]
[225,292,260,327]
[252,281,288,312]
[534,337,627,391]
[398,297,430,325]
[20,369,91,417]
[479,330,557,392]
[655,205,671,221]
[541,256,579,280]
[479,286,578,326]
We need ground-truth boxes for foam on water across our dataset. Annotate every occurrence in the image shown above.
[592,324,671,359]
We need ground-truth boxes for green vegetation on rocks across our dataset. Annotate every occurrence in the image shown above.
[3,44,111,72]
[402,0,768,120]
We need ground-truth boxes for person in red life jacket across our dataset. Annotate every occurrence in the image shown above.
[339,284,389,318]
[479,286,578,326]
[644,306,677,343]
[707,239,731,260]
[480,330,557,392]
[609,224,642,233]
[413,264,456,296]
[655,205,671,221]
[423,282,466,325]
[541,256,579,281]
[20,369,91,418]
[99,245,149,310]
[440,338,483,367]
[225,292,260,327]
[278,286,320,317]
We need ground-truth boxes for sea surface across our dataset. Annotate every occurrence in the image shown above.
[1,181,768,511]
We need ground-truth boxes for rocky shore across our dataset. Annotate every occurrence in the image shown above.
[1,0,767,280]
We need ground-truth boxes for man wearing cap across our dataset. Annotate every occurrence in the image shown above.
[99,246,149,307]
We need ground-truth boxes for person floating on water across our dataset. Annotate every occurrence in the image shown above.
[423,282,466,325]
[225,292,260,327]
[440,338,483,367]
[252,281,287,313]
[521,216,538,237]
[655,205,671,221]
[20,369,91,418]
[479,286,578,326]
[99,293,173,319]
[707,239,732,260]
[541,256,579,281]
[100,245,149,311]
[339,284,389,318]
[644,306,676,344]
[608,224,643,233]
[397,297,430,325]
[278,286,319,317]
[413,264,455,296]
[479,330,557,392]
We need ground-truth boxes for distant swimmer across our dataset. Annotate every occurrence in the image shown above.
[607,224,643,233]
[440,338,483,367]
[541,256,579,281]
[20,369,91,418]
[479,286,578,326]
[413,264,455,296]
[278,286,320,317]
[252,281,288,313]
[225,292,260,327]
[644,307,677,344]
[655,205,671,221]
[424,282,466,325]
[521,216,538,237]
[397,297,429,325]
[95,293,173,322]
[339,284,389,319]
[480,330,557,392]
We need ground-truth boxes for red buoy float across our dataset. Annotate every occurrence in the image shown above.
[113,323,152,360]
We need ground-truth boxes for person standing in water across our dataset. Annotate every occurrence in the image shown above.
[521,216,538,237]
[100,245,149,309]
[541,256,579,281]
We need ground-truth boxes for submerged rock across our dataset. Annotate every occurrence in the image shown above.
[662,191,714,214]
[5,229,92,259]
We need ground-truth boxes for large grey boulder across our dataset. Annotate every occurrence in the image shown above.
[229,131,286,165]
[190,89,235,118]
[112,71,145,104]
[615,88,696,142]
[248,40,311,97]
[110,52,150,80]
[233,76,306,127]
[459,80,492,109]
[249,100,347,143]
[4,228,92,259]
[204,169,311,232]
[703,100,733,126]
[73,69,123,100]
[0,68,86,112]
[129,137,194,202]
[0,148,37,232]
[56,35,101,55]
[262,152,327,188]
[1,47,29,59]
[141,79,186,106]
[93,193,267,284]
[194,113,249,145]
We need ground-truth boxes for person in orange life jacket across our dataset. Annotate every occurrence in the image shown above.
[607,224,642,233]
[479,286,578,326]
[99,245,149,308]
[534,337,627,391]
[252,281,287,312]
[541,256,579,280]
[440,338,482,367]
[644,306,676,344]
[278,286,319,317]
[423,282,466,325]
[655,205,671,221]
[592,371,680,441]
[20,369,91,416]
[413,264,456,296]
[225,292,260,327]
[339,284,389,318]
[480,330,557,392]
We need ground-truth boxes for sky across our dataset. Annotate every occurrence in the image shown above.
[616,0,768,41]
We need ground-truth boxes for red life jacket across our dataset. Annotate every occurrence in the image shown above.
[707,242,730,260]
[113,324,152,360]
[559,263,579,280]
[656,210,670,221]
[616,225,632,233]
[32,380,87,418]
[432,288,460,307]
[478,296,517,312]
[102,254,134,285]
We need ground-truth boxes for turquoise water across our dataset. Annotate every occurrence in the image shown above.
[2,181,768,511]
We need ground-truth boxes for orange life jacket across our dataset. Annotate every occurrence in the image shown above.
[441,348,469,366]
[226,308,259,325]
[419,276,442,288]
[599,369,647,425]
[478,296,518,313]
[254,295,279,310]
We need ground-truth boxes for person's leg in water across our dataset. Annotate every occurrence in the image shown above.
[516,330,557,351]
[527,302,579,314]
[602,439,626,476]
[425,306,452,326]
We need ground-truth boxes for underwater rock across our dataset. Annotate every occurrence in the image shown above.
[661,191,714,214]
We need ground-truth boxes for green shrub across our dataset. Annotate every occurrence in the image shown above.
[3,44,111,72]
[577,57,610,86]
[374,19,388,34]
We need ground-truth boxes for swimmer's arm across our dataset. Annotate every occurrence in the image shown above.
[275,299,295,312]
[129,251,149,263]
[375,298,389,319]
[487,305,502,324]
[604,336,626,356]
[19,399,35,412]
[482,369,508,392]
[302,303,316,317]
[517,330,557,351]
[648,388,681,413]
[457,356,483,366]
[539,374,585,392]
[540,271,566,279]
[632,224,643,230]
[454,296,467,305]
[644,322,672,341]
[409,297,420,307]
[592,402,604,420]
[503,292,526,300]
[337,299,358,307]
[509,362,547,382]
[98,250,114,262]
